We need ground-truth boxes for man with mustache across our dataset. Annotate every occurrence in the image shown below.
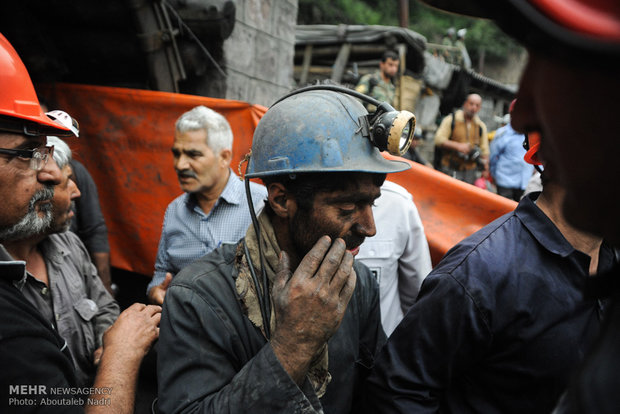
[147,105,267,305]
[0,33,160,413]
[2,136,120,388]
[156,88,410,413]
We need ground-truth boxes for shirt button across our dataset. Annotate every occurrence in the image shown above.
[41,287,49,295]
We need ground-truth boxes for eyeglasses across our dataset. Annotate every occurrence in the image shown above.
[0,145,55,171]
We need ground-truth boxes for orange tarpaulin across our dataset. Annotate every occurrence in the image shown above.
[39,83,516,277]
[383,154,517,265]
[40,83,267,276]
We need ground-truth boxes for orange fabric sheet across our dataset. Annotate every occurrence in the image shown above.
[383,154,517,265]
[39,83,515,276]
[40,83,266,276]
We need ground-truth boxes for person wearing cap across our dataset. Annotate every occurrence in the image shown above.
[0,33,160,413]
[156,87,413,413]
[489,100,534,201]
[2,136,120,388]
[146,105,267,305]
[455,28,472,68]
[366,1,620,413]
[441,27,457,63]
[355,50,400,111]
[364,135,618,413]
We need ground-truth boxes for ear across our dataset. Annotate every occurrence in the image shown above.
[267,182,295,218]
[219,148,232,167]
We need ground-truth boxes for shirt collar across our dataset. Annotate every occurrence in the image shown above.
[219,169,245,205]
[184,169,244,209]
[516,192,575,257]
[38,235,67,265]
[0,243,27,284]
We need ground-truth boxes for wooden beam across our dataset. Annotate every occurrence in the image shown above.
[331,43,352,82]
[299,44,313,86]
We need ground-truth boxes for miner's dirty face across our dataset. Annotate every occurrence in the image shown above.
[289,174,381,258]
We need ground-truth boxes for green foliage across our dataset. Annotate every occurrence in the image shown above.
[297,0,524,63]
[297,0,398,26]
[408,1,522,63]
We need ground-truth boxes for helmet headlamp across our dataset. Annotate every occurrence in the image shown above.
[363,102,415,156]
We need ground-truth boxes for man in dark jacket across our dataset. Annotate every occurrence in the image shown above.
[157,87,414,413]
[0,33,160,413]
[367,1,620,413]
[364,157,616,413]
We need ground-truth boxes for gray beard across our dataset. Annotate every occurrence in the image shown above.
[51,200,76,234]
[0,186,54,242]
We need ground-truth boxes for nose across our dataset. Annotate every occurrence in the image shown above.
[175,154,190,172]
[355,204,376,238]
[69,178,81,201]
[37,157,62,185]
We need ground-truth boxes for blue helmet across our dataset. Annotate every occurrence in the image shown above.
[245,88,411,178]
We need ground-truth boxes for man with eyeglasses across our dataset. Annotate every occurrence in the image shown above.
[2,136,120,389]
[0,33,160,413]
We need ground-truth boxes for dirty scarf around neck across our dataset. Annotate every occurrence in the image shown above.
[235,211,331,397]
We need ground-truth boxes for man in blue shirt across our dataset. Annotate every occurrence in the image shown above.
[147,106,266,304]
[364,158,617,413]
[489,102,534,201]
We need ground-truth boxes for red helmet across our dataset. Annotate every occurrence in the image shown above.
[0,33,76,137]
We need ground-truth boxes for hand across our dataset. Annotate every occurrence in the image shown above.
[102,303,161,362]
[271,236,357,383]
[457,142,471,154]
[148,272,173,305]
[93,347,103,366]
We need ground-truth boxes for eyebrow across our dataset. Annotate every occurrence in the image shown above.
[171,147,202,154]
[12,141,40,150]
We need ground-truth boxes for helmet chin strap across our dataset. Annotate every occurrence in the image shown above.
[244,175,271,339]
[523,132,544,174]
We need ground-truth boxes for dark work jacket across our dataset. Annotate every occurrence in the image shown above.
[364,193,616,414]
[157,240,386,414]
[553,264,620,414]
[0,245,80,413]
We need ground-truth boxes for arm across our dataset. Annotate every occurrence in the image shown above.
[70,161,111,291]
[86,303,160,413]
[479,122,490,157]
[147,208,173,304]
[91,252,112,295]
[271,238,356,385]
[489,130,506,180]
[157,237,354,413]
[363,273,492,413]
[70,233,119,348]
[397,200,432,313]
[86,262,120,349]
[157,276,323,413]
